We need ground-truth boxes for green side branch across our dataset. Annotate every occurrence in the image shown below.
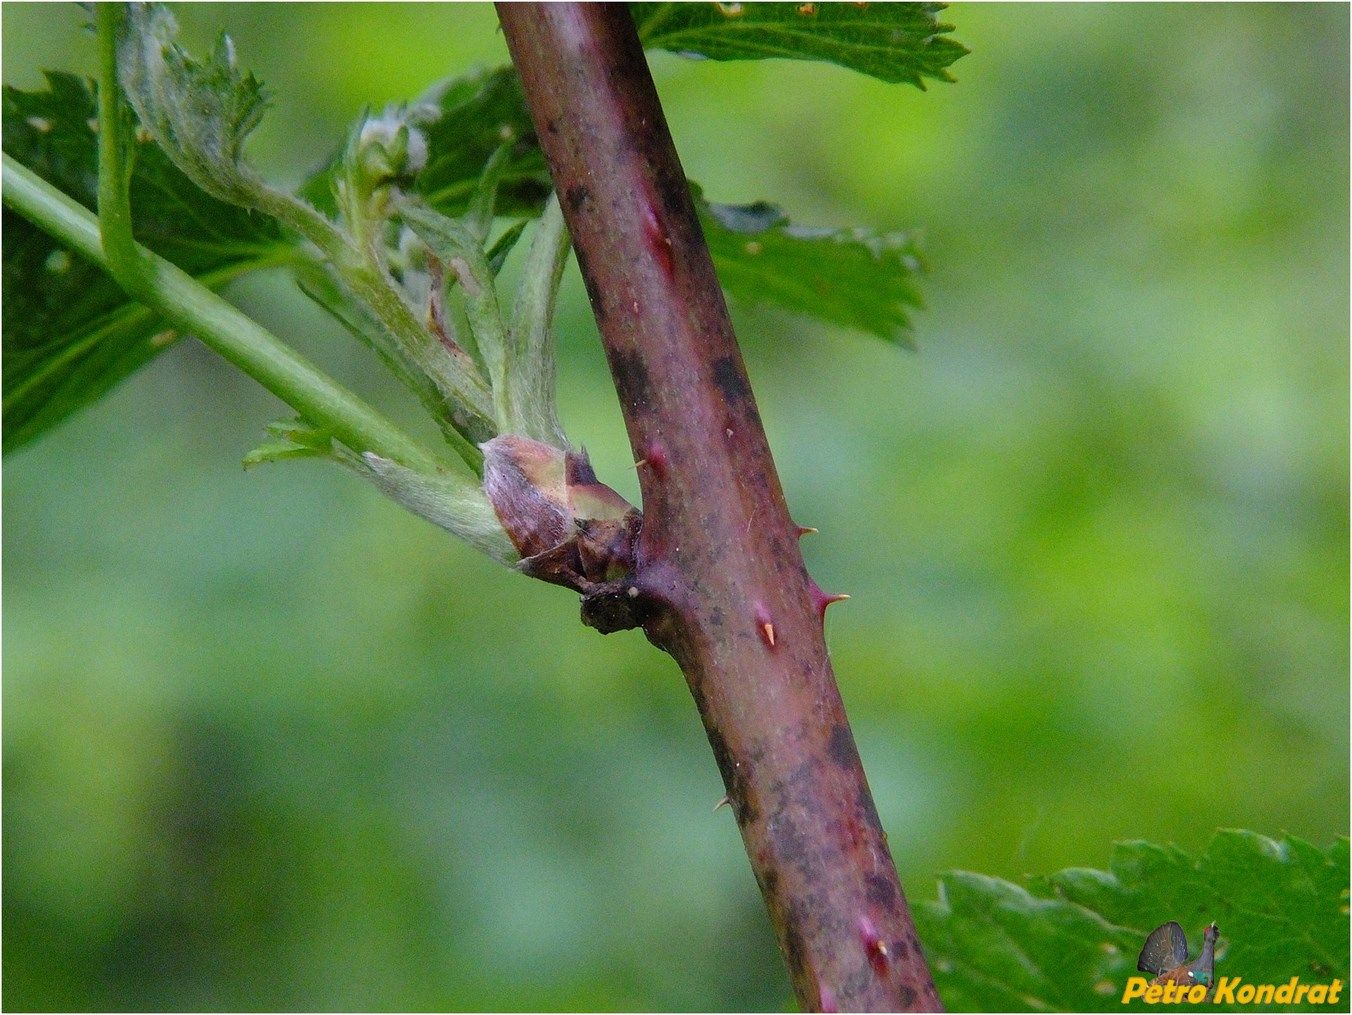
[96,6,150,304]
[79,5,457,476]
[2,153,454,477]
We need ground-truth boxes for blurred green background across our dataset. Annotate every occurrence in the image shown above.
[4,3,1347,1011]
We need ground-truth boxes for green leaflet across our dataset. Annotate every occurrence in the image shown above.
[916,831,1350,1012]
[699,193,924,346]
[633,1,968,87]
[2,72,288,453]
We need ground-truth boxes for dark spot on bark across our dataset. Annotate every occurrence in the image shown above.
[565,183,591,213]
[827,723,855,768]
[778,758,821,807]
[710,355,763,424]
[892,937,910,959]
[545,117,559,135]
[866,873,898,907]
[768,808,821,880]
[711,355,750,405]
[610,348,652,406]
[656,170,689,217]
[580,583,649,634]
[898,984,916,1008]
[761,868,779,899]
[856,783,886,837]
[782,919,808,980]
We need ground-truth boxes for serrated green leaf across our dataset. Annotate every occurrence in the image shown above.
[413,67,550,217]
[634,2,968,87]
[1035,832,1351,994]
[916,832,1350,1012]
[699,192,924,345]
[919,871,1140,1012]
[2,72,288,453]
[8,19,946,460]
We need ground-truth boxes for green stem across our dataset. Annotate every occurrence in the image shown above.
[3,249,294,417]
[3,153,455,476]
[96,5,152,303]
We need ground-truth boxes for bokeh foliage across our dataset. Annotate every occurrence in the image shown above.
[3,4,1347,1011]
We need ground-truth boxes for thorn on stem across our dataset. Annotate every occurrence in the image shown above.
[859,915,891,975]
[797,525,819,538]
[635,440,669,480]
[754,601,777,649]
[713,795,731,812]
[808,579,851,622]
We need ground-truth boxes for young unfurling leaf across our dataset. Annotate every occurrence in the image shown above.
[116,5,266,208]
[116,3,341,253]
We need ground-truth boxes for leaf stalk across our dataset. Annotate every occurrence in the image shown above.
[3,152,451,477]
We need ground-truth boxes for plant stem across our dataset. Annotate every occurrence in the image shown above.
[498,6,942,1011]
[3,153,452,476]
[96,5,151,304]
